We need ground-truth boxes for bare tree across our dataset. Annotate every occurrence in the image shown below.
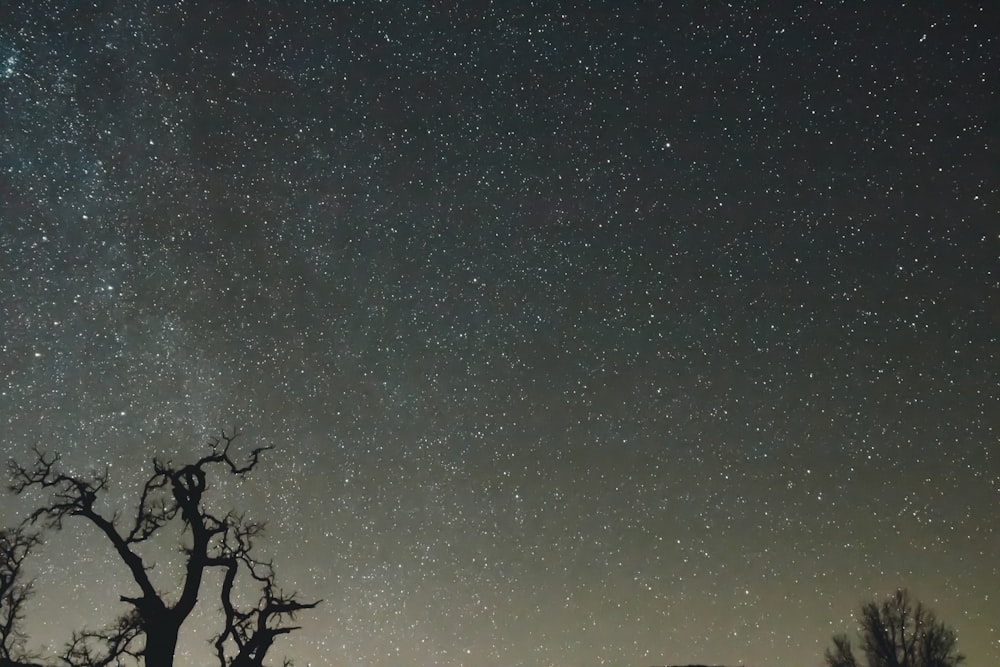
[825,589,964,667]
[8,430,319,667]
[0,526,42,667]
[212,528,320,667]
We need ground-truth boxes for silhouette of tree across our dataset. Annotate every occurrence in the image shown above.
[211,512,319,667]
[825,589,964,667]
[0,525,42,667]
[7,429,319,667]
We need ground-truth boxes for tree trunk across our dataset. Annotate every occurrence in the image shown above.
[142,621,181,667]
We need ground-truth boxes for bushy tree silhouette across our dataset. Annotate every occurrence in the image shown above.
[7,429,318,667]
[825,589,964,667]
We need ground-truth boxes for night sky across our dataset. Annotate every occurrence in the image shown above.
[1,2,998,666]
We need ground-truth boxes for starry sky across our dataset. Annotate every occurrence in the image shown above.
[1,2,998,666]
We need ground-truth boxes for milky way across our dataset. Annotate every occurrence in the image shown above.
[1,3,998,666]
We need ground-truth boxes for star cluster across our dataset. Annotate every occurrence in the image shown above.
[1,3,998,666]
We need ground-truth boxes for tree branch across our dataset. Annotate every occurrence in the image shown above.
[60,611,142,667]
[212,517,319,667]
[0,526,41,664]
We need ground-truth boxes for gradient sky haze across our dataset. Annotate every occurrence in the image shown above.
[1,2,998,666]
